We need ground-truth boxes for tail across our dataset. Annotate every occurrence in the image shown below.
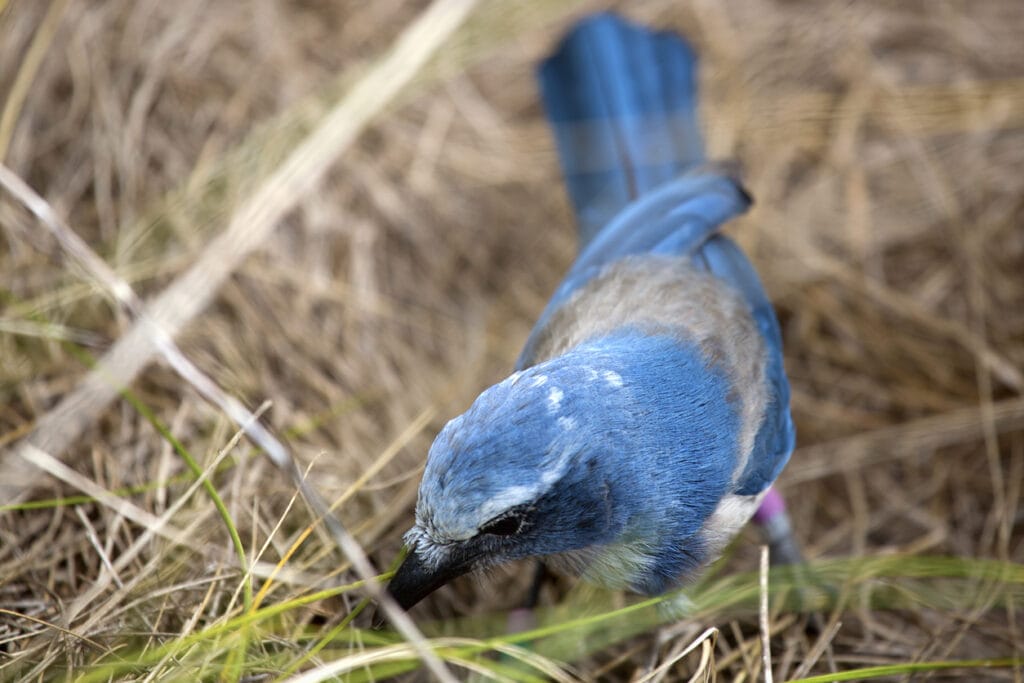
[539,13,705,247]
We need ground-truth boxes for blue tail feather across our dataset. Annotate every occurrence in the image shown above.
[539,12,705,247]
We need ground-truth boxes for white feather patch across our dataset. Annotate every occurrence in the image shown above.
[699,490,767,558]
[602,370,623,388]
[547,386,564,412]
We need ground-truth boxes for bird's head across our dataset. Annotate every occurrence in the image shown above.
[385,356,632,611]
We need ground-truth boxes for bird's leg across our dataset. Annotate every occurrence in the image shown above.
[754,487,830,632]
[753,487,804,567]
[524,561,549,609]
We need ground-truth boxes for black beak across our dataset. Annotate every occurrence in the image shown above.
[373,548,474,628]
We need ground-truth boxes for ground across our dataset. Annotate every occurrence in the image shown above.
[1,0,1022,680]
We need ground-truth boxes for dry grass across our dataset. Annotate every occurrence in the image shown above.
[1,0,1022,680]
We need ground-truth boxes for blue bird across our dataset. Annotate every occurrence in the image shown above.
[385,12,797,612]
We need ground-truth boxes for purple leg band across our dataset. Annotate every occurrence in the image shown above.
[754,486,786,524]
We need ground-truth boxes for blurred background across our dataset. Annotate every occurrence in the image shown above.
[1,0,1022,680]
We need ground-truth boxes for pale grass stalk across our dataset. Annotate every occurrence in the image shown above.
[18,444,193,549]
[790,621,842,680]
[0,318,104,345]
[279,643,443,683]
[5,251,193,318]
[686,636,717,683]
[759,546,773,683]
[488,643,581,683]
[0,0,71,161]
[246,561,323,586]
[635,627,719,683]
[440,656,520,683]
[281,637,568,683]
[74,506,124,589]
[244,473,305,609]
[0,608,110,657]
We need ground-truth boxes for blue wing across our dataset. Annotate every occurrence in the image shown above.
[692,236,795,494]
[525,12,795,493]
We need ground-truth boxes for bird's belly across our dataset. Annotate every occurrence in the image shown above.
[545,540,658,592]
[544,487,769,596]
[698,489,768,559]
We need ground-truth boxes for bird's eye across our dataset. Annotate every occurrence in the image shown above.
[479,513,523,536]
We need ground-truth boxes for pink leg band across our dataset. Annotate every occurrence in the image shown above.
[753,486,786,524]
